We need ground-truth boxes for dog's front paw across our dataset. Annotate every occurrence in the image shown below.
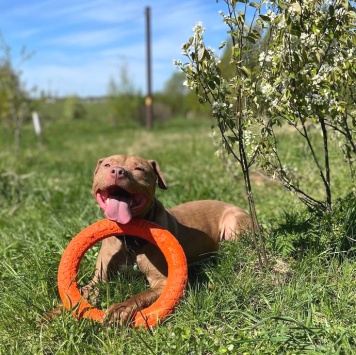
[105,301,137,326]
[80,284,99,301]
[38,304,64,324]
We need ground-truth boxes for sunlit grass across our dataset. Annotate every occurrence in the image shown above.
[0,114,355,354]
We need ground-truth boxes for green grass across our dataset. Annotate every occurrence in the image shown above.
[0,112,355,354]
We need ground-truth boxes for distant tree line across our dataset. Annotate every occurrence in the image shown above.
[0,28,269,153]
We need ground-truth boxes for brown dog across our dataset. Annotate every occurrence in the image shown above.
[80,154,252,324]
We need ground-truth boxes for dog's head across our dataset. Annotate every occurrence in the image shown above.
[93,155,167,224]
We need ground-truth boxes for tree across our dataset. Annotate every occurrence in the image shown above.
[178,0,356,211]
[160,72,187,115]
[0,36,32,154]
[176,0,356,264]
[155,71,212,118]
[256,0,356,211]
[63,95,86,120]
[107,62,141,126]
[176,21,268,267]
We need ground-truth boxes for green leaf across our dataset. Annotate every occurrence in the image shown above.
[208,80,216,90]
[237,12,245,25]
[219,41,226,50]
[250,2,261,10]
[329,5,335,17]
[245,35,256,44]
[233,46,240,57]
[291,2,302,15]
[256,18,265,29]
[241,66,251,76]
[250,30,261,40]
[198,46,206,61]
[182,43,190,51]
[259,14,271,22]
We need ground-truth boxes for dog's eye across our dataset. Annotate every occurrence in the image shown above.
[134,166,145,171]
[104,163,111,167]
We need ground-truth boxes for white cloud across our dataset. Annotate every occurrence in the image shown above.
[1,0,227,97]
[43,28,130,48]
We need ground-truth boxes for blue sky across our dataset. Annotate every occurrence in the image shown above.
[0,1,229,97]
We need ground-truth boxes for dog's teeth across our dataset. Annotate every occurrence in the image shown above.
[106,198,110,205]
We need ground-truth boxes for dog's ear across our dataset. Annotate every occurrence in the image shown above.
[94,158,104,175]
[148,160,167,190]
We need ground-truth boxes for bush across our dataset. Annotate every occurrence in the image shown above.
[271,192,356,258]
[63,95,86,120]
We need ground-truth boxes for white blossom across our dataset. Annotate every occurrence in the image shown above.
[260,82,274,97]
[193,22,204,34]
[335,7,346,19]
[266,10,277,22]
[211,102,233,117]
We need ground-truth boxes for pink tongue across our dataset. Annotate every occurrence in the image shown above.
[105,197,132,224]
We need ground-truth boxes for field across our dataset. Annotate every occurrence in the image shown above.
[0,108,355,354]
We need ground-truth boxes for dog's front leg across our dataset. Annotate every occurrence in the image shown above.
[81,236,132,299]
[105,281,166,325]
[105,244,168,325]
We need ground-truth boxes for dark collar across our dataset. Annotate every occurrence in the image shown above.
[116,234,148,251]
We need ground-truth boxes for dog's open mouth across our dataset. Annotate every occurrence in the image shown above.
[96,186,148,224]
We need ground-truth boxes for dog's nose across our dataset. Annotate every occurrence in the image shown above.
[110,167,126,179]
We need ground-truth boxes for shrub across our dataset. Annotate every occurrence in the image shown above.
[271,192,356,257]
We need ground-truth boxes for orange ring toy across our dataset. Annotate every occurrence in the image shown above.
[57,219,188,328]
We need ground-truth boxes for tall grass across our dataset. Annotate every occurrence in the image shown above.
[0,112,355,354]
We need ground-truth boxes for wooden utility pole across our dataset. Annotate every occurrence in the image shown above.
[145,6,153,130]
